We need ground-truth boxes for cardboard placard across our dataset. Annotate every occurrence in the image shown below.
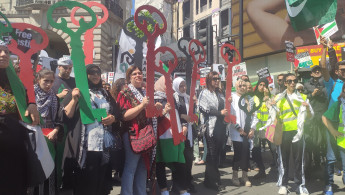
[285,40,295,62]
[232,62,247,86]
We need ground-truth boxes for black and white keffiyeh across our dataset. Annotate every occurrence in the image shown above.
[128,83,145,103]
[34,84,58,120]
[198,89,219,137]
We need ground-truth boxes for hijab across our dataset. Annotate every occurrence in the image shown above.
[154,76,166,92]
[254,78,270,101]
[86,64,103,89]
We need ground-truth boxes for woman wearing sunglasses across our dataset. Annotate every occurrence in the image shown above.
[62,64,121,194]
[198,71,228,191]
[274,73,313,195]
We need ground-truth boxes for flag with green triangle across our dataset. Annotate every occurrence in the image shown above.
[285,0,337,32]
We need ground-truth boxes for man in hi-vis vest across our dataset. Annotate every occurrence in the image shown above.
[274,73,313,195]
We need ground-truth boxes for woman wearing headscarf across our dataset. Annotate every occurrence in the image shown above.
[229,79,253,187]
[197,72,228,191]
[172,77,197,193]
[0,40,40,194]
[250,78,271,179]
[154,76,190,195]
[62,64,121,194]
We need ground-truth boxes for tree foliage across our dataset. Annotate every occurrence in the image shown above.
[127,11,164,39]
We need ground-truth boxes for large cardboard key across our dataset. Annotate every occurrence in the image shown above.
[134,5,184,145]
[7,23,49,105]
[221,43,241,123]
[70,1,109,65]
[47,1,106,124]
[188,39,205,123]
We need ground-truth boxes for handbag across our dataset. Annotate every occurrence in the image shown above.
[265,119,283,145]
[129,124,156,154]
[197,120,209,138]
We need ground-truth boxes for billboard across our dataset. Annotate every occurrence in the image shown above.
[231,0,345,59]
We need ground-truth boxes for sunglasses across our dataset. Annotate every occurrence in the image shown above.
[89,70,101,75]
[297,89,304,92]
[278,79,283,82]
[339,69,345,73]
[212,77,220,81]
[286,79,298,84]
[62,66,72,70]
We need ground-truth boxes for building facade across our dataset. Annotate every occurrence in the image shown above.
[0,0,132,71]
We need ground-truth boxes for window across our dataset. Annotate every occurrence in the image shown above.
[183,26,190,38]
[221,9,229,37]
[183,1,190,23]
[200,0,207,12]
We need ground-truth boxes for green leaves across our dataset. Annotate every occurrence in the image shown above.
[127,11,164,39]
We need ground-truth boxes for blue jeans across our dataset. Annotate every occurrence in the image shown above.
[121,132,147,195]
[325,130,345,186]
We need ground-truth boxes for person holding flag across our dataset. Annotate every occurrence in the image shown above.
[0,40,40,194]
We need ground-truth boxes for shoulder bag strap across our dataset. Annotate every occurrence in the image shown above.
[285,94,297,116]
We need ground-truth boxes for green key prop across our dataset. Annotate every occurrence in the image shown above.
[0,11,31,123]
[47,1,106,124]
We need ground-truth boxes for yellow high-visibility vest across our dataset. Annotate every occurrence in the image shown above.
[276,93,307,131]
[337,105,345,149]
[254,96,269,130]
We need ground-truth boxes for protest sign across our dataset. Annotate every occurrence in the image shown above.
[199,67,211,86]
[296,43,345,66]
[101,73,107,82]
[257,67,273,85]
[232,62,247,86]
[107,72,114,85]
[294,52,313,68]
[313,20,338,44]
[213,64,226,81]
[285,41,295,62]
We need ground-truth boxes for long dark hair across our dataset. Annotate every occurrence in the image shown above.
[205,71,220,91]
[111,78,127,100]
[254,78,271,101]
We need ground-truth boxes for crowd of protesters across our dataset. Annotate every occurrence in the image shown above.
[1,33,345,195]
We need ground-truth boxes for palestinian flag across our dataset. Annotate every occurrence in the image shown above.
[313,20,338,44]
[20,123,55,185]
[155,110,185,163]
[285,0,337,32]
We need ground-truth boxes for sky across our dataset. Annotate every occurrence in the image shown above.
[131,0,135,15]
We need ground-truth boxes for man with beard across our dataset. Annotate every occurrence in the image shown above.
[320,36,345,195]
[303,66,327,177]
[52,56,75,99]
[272,74,286,95]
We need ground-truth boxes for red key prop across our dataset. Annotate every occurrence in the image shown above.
[188,39,205,123]
[134,5,185,145]
[7,23,49,104]
[71,1,108,65]
[220,43,241,123]
[155,47,185,145]
[134,5,167,118]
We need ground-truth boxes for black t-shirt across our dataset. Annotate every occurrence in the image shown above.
[52,76,76,95]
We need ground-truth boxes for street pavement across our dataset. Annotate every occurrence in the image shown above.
[109,149,345,195]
